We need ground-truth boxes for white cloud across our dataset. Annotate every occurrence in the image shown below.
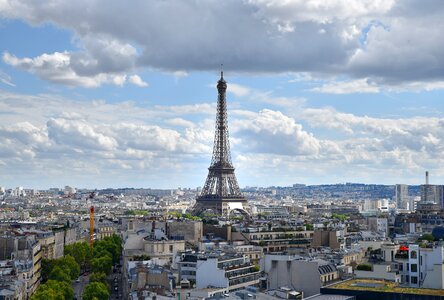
[128,75,148,87]
[2,88,444,187]
[233,109,321,156]
[2,51,131,88]
[0,70,15,87]
[2,0,443,89]
[312,78,380,94]
[228,83,251,97]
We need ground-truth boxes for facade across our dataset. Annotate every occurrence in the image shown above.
[232,230,313,253]
[262,254,339,298]
[395,184,409,210]
[367,217,388,237]
[0,235,42,298]
[178,253,260,292]
[167,220,203,246]
[312,229,345,250]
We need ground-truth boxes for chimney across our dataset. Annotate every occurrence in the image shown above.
[426,171,429,185]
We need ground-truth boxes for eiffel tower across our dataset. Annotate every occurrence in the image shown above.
[193,71,249,216]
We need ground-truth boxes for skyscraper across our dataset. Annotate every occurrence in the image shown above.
[420,171,444,208]
[395,184,409,209]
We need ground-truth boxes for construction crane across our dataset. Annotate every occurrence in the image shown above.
[89,205,94,248]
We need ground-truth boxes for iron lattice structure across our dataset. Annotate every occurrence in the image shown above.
[193,72,248,215]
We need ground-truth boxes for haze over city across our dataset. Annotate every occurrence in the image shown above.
[1,1,444,189]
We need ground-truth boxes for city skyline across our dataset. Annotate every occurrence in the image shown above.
[1,1,444,189]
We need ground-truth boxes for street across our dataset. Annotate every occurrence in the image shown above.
[73,274,89,300]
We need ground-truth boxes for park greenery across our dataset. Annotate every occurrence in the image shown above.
[32,234,122,300]
[331,213,349,221]
[124,209,150,216]
[356,263,373,271]
[418,233,434,243]
[168,211,202,221]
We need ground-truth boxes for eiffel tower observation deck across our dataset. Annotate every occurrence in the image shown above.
[193,71,249,216]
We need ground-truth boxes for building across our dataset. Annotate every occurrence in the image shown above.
[178,252,260,292]
[231,229,313,253]
[167,220,203,246]
[261,254,339,298]
[420,171,444,207]
[367,217,388,237]
[395,184,409,210]
[312,229,345,250]
[0,234,42,298]
[126,261,175,296]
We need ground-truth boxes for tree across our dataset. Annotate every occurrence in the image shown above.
[357,263,373,271]
[41,259,56,283]
[48,266,71,283]
[31,280,74,300]
[91,254,113,275]
[83,282,110,300]
[419,233,434,243]
[55,255,80,280]
[65,242,92,269]
[90,272,108,285]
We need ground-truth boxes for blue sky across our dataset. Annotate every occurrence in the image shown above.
[1,1,444,189]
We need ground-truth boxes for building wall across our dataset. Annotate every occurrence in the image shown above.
[408,245,420,287]
[168,221,203,245]
[396,184,409,210]
[195,258,228,289]
[312,230,341,250]
[262,255,321,298]
[54,231,64,259]
[355,264,400,282]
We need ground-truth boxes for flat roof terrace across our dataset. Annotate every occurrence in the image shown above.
[327,279,444,297]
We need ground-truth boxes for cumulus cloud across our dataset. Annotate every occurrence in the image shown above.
[1,0,443,89]
[2,88,444,186]
[233,109,321,155]
[2,52,132,88]
[128,75,148,87]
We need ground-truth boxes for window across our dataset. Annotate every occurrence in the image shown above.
[420,256,423,266]
[169,245,174,252]
[410,251,417,259]
[406,263,409,271]
[411,276,418,284]
[398,264,403,271]
[411,264,418,272]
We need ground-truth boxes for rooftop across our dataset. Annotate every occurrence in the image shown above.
[328,279,444,296]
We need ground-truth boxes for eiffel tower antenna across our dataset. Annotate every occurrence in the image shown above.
[192,70,249,216]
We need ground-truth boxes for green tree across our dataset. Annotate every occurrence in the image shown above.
[55,255,80,280]
[65,242,92,269]
[357,263,373,271]
[48,266,71,283]
[82,282,110,300]
[31,288,63,300]
[41,259,55,283]
[93,236,121,264]
[31,280,74,300]
[91,254,113,275]
[419,233,434,243]
[90,272,108,285]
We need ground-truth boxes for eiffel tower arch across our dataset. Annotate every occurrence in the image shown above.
[192,72,249,217]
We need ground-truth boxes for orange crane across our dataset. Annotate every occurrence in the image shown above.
[89,205,94,248]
